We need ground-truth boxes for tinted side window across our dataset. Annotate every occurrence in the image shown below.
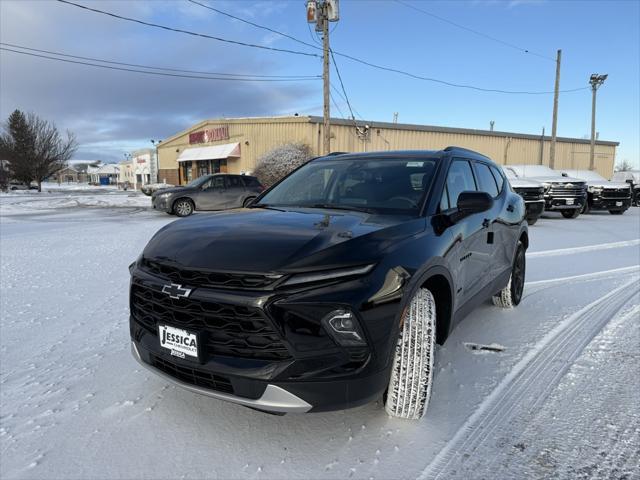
[242,176,261,188]
[226,176,243,189]
[446,160,477,208]
[489,165,504,193]
[212,176,225,189]
[475,163,499,197]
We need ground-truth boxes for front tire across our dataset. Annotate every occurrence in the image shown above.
[561,209,580,219]
[385,288,436,420]
[493,241,526,308]
[173,198,194,217]
[581,201,590,214]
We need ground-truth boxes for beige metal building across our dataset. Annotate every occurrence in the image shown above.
[156,116,619,185]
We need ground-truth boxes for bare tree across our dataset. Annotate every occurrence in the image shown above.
[0,110,77,192]
[615,159,634,172]
[253,143,312,187]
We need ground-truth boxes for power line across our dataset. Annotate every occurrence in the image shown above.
[330,83,364,120]
[0,42,320,79]
[56,0,320,58]
[186,1,588,95]
[329,48,356,123]
[394,0,556,62]
[0,47,321,82]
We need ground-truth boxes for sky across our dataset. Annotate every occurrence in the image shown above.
[1,0,638,167]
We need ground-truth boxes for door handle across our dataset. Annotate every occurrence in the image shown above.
[482,218,491,228]
[506,204,515,212]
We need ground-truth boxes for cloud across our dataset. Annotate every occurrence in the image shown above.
[0,0,319,162]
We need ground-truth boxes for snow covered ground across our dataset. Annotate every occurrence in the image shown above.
[1,191,639,480]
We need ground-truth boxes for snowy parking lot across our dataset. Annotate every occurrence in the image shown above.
[1,188,639,480]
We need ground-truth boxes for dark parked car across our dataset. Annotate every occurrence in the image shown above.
[611,170,640,207]
[504,165,587,218]
[151,174,264,216]
[502,167,545,225]
[560,169,632,215]
[130,148,528,419]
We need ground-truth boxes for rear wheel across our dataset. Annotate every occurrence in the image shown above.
[561,209,580,219]
[173,198,194,217]
[385,288,436,420]
[493,242,526,308]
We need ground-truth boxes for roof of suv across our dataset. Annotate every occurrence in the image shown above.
[316,147,493,163]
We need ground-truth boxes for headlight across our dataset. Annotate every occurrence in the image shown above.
[321,309,366,347]
[282,264,375,287]
[588,186,602,193]
[158,192,172,200]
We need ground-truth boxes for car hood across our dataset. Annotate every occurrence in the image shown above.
[584,180,631,189]
[151,186,194,198]
[508,178,542,188]
[521,175,585,184]
[143,207,425,272]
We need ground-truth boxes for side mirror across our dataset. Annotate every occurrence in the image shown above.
[626,179,634,185]
[244,197,256,207]
[561,172,568,177]
[456,191,494,218]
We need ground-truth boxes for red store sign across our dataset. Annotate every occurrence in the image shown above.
[189,126,230,144]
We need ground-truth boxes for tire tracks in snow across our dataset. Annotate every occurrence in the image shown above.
[418,275,640,480]
[527,239,640,258]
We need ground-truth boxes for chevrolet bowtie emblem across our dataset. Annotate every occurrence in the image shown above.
[161,283,192,299]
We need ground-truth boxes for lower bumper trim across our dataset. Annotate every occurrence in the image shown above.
[131,342,312,413]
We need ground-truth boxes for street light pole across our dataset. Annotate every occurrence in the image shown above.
[549,49,561,170]
[588,73,608,171]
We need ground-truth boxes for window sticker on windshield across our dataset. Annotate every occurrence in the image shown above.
[406,162,424,167]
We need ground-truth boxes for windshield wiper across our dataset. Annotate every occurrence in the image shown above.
[310,203,376,214]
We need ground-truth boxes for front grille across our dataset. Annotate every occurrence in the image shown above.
[151,354,234,394]
[601,188,631,199]
[131,283,292,361]
[548,183,586,197]
[140,258,281,290]
[515,187,544,201]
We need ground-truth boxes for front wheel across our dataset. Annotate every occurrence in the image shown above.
[385,288,436,420]
[581,201,590,214]
[173,198,194,217]
[561,209,580,219]
[493,241,526,308]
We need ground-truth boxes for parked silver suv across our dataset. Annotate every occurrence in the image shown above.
[504,165,586,219]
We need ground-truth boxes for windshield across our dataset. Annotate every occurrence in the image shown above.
[186,175,211,188]
[257,157,438,214]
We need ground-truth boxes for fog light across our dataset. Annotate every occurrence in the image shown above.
[322,309,366,347]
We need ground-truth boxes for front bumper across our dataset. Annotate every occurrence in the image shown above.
[590,194,631,211]
[151,195,171,212]
[129,265,397,413]
[544,195,585,211]
[524,200,544,219]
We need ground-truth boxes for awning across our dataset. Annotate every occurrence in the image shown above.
[177,142,240,162]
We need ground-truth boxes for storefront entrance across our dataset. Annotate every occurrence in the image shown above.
[180,159,228,184]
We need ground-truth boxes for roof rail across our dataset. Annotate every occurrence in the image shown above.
[443,146,491,159]
[326,151,348,156]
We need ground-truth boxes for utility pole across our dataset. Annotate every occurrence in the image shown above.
[589,73,608,170]
[307,0,339,155]
[321,4,330,155]
[549,49,561,169]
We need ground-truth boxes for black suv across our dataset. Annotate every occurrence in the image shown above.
[130,148,528,419]
[151,174,264,216]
